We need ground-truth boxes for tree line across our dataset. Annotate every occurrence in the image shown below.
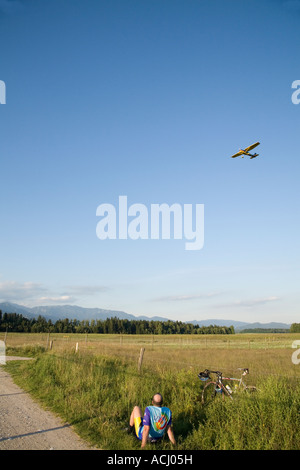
[290,323,300,333]
[240,328,289,333]
[0,311,235,335]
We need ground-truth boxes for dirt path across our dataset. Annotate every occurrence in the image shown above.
[0,358,95,450]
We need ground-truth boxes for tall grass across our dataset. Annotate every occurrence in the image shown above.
[184,376,300,450]
[5,349,300,450]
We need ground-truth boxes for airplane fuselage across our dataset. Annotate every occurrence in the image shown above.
[240,150,258,159]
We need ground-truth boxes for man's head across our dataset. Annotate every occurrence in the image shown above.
[152,393,163,407]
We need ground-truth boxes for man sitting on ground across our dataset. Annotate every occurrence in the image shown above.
[129,393,176,448]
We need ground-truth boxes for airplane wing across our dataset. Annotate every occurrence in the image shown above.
[244,142,260,152]
[231,150,243,158]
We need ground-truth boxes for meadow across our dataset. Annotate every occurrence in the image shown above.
[2,332,300,450]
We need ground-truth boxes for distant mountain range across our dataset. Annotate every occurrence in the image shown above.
[0,301,291,331]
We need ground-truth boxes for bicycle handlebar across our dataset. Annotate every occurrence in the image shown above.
[198,368,249,380]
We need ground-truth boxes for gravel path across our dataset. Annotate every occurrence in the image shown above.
[0,358,95,450]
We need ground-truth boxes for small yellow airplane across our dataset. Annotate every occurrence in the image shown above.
[231,142,260,159]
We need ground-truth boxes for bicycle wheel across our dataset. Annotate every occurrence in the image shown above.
[201,381,225,405]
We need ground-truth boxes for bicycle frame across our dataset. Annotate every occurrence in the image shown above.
[221,368,250,392]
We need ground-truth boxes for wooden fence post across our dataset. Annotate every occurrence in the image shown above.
[138,347,145,373]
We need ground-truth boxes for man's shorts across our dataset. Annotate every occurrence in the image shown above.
[134,416,143,440]
[133,417,160,443]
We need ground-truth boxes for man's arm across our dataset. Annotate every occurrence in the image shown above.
[167,425,176,445]
[141,425,150,448]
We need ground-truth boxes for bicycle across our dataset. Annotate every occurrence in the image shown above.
[198,368,258,405]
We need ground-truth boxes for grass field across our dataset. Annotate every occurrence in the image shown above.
[2,332,300,450]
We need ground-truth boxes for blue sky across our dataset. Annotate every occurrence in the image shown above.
[0,0,299,324]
